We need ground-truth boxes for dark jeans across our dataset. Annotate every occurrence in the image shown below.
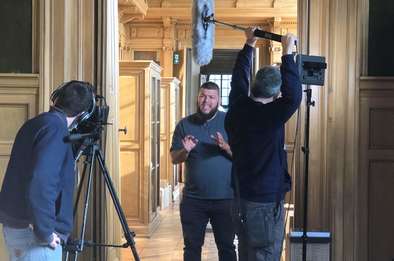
[180,196,236,261]
[238,200,285,261]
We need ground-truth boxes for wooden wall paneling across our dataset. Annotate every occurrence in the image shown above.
[80,0,95,82]
[119,61,161,237]
[39,0,95,113]
[359,78,394,261]
[0,74,39,183]
[296,0,330,233]
[39,0,56,112]
[39,1,101,260]
[100,1,122,259]
[297,0,362,260]
[367,160,394,261]
[0,74,39,261]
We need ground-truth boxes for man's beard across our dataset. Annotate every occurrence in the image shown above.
[196,104,219,123]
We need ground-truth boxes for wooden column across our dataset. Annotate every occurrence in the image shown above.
[161,17,176,77]
[99,0,122,260]
[160,77,180,191]
[39,0,95,112]
[269,17,284,65]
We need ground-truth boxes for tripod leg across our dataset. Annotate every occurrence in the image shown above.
[73,162,89,217]
[75,147,96,261]
[65,148,96,261]
[96,149,140,261]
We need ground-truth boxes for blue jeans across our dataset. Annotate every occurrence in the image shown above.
[2,226,62,261]
[238,200,285,261]
[180,196,237,261]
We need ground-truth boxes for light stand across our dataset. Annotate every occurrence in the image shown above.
[301,87,313,261]
[63,137,140,261]
[296,54,326,261]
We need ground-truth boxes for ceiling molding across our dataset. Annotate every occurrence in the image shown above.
[119,0,148,24]
[119,0,148,16]
[146,7,297,20]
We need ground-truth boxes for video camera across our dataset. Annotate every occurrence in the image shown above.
[64,95,109,144]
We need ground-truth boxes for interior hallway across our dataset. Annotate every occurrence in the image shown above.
[122,201,227,261]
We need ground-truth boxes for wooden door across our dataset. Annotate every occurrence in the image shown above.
[119,74,140,226]
[119,61,161,237]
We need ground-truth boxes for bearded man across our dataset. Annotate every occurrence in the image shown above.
[170,81,236,261]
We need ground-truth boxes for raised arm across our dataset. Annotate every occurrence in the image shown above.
[228,27,257,107]
[264,33,302,125]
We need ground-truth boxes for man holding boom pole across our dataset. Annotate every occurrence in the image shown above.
[225,28,301,261]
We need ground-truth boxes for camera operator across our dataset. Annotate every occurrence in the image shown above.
[0,81,94,261]
[225,28,302,261]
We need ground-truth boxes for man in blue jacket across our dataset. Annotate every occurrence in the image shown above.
[225,28,301,261]
[0,81,94,261]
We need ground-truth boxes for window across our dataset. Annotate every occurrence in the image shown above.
[200,74,232,110]
[0,0,33,73]
[368,0,394,76]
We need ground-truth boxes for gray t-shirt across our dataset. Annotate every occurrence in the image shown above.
[171,111,233,199]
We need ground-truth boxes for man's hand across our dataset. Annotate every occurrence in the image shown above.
[211,132,232,157]
[281,33,297,55]
[171,134,198,164]
[49,232,61,249]
[182,135,198,152]
[245,27,258,47]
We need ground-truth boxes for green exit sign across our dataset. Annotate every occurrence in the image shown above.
[173,52,180,65]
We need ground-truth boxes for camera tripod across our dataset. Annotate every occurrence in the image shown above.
[64,139,140,261]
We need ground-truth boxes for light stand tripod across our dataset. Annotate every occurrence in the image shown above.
[296,54,326,261]
[64,137,140,261]
[301,87,313,261]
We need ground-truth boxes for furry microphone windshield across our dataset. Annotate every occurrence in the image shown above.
[192,0,215,66]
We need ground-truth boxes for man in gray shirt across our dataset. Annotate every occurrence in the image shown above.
[171,81,236,261]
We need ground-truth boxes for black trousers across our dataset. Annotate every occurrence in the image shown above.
[180,196,237,261]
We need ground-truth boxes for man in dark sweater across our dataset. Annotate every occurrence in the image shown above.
[0,81,94,261]
[225,28,301,261]
[171,82,236,261]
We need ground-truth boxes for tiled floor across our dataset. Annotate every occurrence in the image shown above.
[121,202,224,261]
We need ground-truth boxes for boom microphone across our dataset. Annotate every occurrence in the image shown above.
[192,0,285,66]
[192,0,215,66]
[203,13,283,43]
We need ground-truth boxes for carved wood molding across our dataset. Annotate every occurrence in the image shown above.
[0,74,39,88]
[146,7,297,20]
[119,0,148,15]
[119,0,148,24]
